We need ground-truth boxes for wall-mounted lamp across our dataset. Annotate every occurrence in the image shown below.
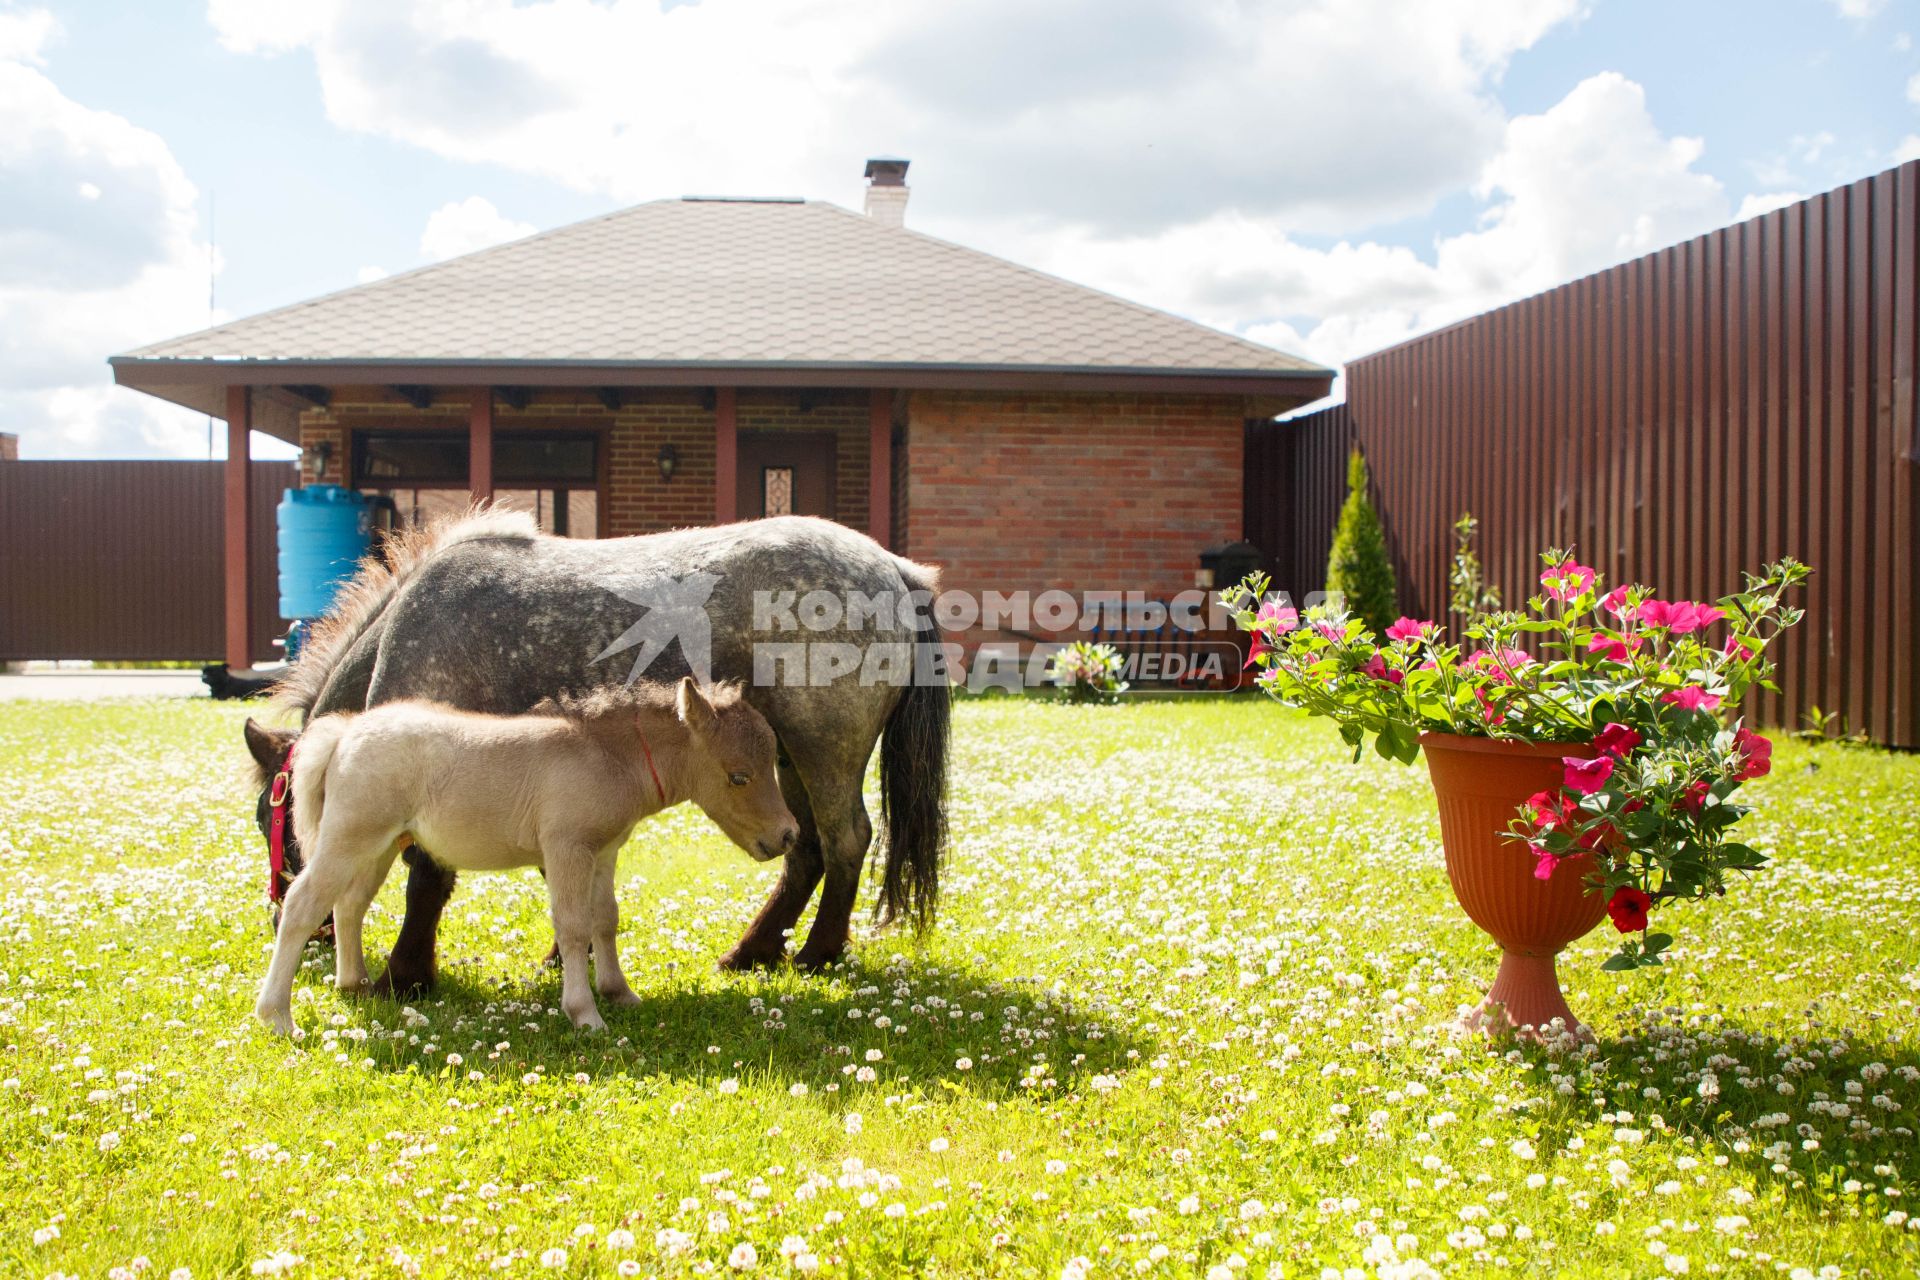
[302,440,333,480]
[656,443,679,483]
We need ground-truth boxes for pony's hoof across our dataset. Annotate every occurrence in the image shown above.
[602,989,643,1007]
[791,946,844,974]
[570,1012,607,1033]
[368,969,433,1001]
[716,944,785,972]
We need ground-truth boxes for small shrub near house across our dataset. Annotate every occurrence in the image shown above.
[1324,447,1397,632]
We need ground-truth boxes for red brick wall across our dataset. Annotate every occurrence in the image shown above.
[900,390,1245,624]
[0,433,18,462]
[607,395,716,535]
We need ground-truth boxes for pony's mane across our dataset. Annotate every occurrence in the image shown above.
[271,505,541,720]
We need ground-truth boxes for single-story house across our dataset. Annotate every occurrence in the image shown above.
[111,159,1332,670]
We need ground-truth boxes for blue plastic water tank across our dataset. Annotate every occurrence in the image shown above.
[277,485,375,620]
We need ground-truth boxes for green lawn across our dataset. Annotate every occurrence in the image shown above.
[0,696,1915,1279]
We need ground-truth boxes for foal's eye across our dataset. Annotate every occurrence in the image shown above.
[729,771,750,787]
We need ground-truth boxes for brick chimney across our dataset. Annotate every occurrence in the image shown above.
[863,157,910,229]
[0,433,17,462]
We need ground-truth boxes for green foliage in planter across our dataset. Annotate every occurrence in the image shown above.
[1324,448,1398,633]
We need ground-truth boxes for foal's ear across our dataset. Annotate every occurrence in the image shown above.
[243,718,298,774]
[675,676,717,732]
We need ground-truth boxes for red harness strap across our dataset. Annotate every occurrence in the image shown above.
[266,743,295,904]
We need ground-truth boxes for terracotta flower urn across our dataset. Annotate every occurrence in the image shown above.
[1421,732,1609,1036]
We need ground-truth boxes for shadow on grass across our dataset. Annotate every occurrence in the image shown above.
[304,949,1152,1100]
[1509,1008,1918,1202]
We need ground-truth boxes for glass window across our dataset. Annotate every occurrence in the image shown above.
[352,431,597,486]
[764,466,794,517]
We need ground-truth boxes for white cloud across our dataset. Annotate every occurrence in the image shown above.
[1736,191,1806,221]
[1831,0,1886,20]
[207,0,1587,238]
[1908,70,1920,105]
[0,6,57,62]
[987,73,1735,372]
[355,264,388,283]
[418,195,535,261]
[1896,135,1920,163]
[0,9,220,457]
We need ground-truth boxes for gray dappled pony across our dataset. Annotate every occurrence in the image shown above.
[244,509,950,995]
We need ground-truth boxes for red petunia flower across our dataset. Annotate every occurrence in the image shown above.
[1593,722,1643,759]
[1732,726,1773,780]
[1362,654,1404,685]
[1599,585,1635,618]
[1677,779,1712,813]
[1607,885,1653,933]
[1562,755,1615,796]
[1244,630,1269,670]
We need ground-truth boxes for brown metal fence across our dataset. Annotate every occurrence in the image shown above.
[1252,160,1919,746]
[0,460,294,664]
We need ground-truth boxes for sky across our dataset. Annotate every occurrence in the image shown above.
[2,0,1916,461]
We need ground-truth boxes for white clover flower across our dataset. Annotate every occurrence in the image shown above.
[537,1248,567,1269]
[729,1242,758,1269]
[929,1137,949,1153]
[717,1077,740,1094]
[655,1228,693,1257]
[605,1228,635,1250]
[844,1112,863,1135]
[1509,1138,1535,1160]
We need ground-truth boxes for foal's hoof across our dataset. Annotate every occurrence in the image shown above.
[716,943,786,973]
[603,989,644,1008]
[255,1007,296,1038]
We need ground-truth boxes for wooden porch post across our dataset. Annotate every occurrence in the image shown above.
[223,386,253,671]
[714,387,737,523]
[868,388,892,548]
[468,389,494,502]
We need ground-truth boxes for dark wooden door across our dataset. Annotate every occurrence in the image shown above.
[736,431,837,520]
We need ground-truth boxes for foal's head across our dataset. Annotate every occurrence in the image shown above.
[671,678,798,862]
[242,717,305,910]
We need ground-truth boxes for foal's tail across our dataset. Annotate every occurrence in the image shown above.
[876,560,951,931]
[289,715,349,852]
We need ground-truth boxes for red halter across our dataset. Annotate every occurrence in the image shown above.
[636,724,666,805]
[266,743,295,904]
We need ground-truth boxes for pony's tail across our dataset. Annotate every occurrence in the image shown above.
[876,564,951,931]
[289,716,348,853]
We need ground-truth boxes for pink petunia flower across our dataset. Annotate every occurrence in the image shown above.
[1586,634,1631,663]
[1723,634,1756,661]
[1541,562,1596,603]
[1315,620,1346,643]
[1562,755,1615,796]
[1662,685,1723,712]
[1243,630,1268,670]
[1385,616,1436,643]
[1258,599,1299,633]
[1533,846,1562,881]
[1599,585,1634,618]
